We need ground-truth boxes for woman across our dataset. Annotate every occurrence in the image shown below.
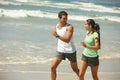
[79,19,100,80]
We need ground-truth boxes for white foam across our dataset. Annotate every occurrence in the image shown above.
[68,15,91,21]
[0,8,120,22]
[0,40,120,65]
[99,52,120,60]
[0,9,57,18]
[38,1,120,14]
[97,16,120,22]
[72,1,120,13]
[0,56,52,65]
[15,0,29,3]
[0,0,21,5]
[36,1,120,14]
[0,40,54,65]
[0,1,119,14]
[69,15,120,22]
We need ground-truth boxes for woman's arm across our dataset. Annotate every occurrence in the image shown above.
[81,38,100,50]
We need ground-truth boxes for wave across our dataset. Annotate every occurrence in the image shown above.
[0,0,120,14]
[45,1,120,14]
[0,40,53,65]
[0,9,57,18]
[0,9,120,22]
[0,40,120,65]
[0,54,119,65]
[15,0,29,3]
[0,56,52,64]
[0,54,120,65]
[0,0,21,5]
[72,1,120,14]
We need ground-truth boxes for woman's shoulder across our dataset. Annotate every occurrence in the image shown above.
[93,32,98,35]
[93,32,98,38]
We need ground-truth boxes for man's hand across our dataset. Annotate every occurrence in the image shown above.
[51,29,57,37]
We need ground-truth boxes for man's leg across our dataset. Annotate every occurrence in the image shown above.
[51,58,62,80]
[70,61,79,76]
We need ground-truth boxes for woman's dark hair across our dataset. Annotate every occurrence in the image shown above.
[86,19,101,47]
[58,11,68,18]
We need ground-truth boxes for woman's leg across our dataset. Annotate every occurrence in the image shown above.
[91,65,99,80]
[79,60,88,80]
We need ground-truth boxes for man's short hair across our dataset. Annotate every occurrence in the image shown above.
[58,11,68,18]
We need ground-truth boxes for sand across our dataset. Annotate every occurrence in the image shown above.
[0,59,119,80]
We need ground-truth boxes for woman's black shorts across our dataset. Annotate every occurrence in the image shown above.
[82,54,99,66]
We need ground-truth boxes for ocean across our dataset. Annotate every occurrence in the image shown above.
[0,0,120,65]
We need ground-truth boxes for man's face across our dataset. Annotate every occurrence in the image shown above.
[59,15,67,24]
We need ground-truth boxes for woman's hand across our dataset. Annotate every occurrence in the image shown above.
[80,42,86,48]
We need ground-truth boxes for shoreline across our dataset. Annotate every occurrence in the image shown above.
[0,59,119,80]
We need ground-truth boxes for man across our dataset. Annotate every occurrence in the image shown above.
[51,11,79,80]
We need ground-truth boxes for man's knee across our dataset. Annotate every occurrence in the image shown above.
[79,72,84,78]
[51,65,56,72]
[72,67,78,72]
[92,74,98,80]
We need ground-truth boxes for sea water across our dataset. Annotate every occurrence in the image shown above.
[0,0,120,65]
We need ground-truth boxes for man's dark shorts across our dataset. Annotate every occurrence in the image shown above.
[82,54,99,66]
[56,51,77,62]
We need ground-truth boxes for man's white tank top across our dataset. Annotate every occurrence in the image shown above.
[56,23,76,53]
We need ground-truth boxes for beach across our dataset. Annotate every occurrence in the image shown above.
[0,59,120,80]
[0,0,120,80]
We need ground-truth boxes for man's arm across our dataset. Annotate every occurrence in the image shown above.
[51,25,74,43]
[58,25,73,43]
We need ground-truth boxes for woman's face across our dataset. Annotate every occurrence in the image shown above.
[84,21,91,31]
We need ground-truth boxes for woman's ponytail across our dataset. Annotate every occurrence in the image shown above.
[94,23,101,48]
[94,23,100,33]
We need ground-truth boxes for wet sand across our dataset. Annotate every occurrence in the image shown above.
[0,59,119,80]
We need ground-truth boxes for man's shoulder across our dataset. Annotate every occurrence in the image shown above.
[66,23,73,28]
[66,23,73,32]
[67,24,73,29]
[66,23,72,26]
